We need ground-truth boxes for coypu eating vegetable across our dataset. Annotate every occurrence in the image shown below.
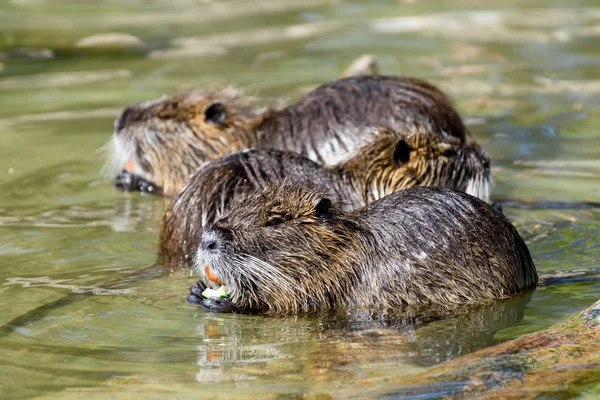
[188,184,537,315]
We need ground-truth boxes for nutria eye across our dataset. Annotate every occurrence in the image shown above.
[314,197,332,218]
[204,102,227,126]
[393,140,411,165]
[265,216,284,227]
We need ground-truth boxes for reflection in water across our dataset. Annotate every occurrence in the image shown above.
[195,314,300,383]
[192,294,531,384]
[0,160,165,234]
[109,194,166,233]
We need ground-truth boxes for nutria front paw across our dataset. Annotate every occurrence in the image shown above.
[202,297,235,313]
[187,280,236,312]
[115,170,162,194]
[115,169,139,191]
[138,179,161,195]
[187,280,207,304]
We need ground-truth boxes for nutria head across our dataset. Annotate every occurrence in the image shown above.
[195,184,363,314]
[159,149,362,265]
[340,126,492,202]
[109,88,262,195]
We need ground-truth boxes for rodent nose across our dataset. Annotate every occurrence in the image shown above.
[200,231,221,253]
[202,239,218,252]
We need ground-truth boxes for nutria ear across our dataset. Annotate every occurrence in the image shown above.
[314,197,332,218]
[204,102,227,126]
[393,139,412,165]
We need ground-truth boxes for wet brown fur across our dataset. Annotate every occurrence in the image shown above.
[195,184,537,315]
[112,75,476,196]
[112,88,263,195]
[160,124,491,266]
[338,127,490,202]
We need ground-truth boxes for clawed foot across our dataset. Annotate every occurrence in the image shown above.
[115,170,162,195]
[202,297,236,313]
[187,280,207,304]
[187,280,236,313]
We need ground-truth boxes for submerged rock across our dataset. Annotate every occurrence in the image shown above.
[375,298,600,398]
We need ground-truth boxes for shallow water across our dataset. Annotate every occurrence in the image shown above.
[1,0,599,398]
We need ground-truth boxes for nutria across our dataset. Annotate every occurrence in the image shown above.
[160,124,491,265]
[187,184,537,315]
[111,75,473,196]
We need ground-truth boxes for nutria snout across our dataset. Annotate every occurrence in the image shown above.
[109,75,478,196]
[190,185,537,315]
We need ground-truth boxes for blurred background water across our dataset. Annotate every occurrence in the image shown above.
[0,0,599,398]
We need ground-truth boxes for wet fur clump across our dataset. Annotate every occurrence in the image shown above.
[192,184,538,315]
[109,75,479,196]
[160,124,491,265]
[160,149,362,264]
[339,126,491,202]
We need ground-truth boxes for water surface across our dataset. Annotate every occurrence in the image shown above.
[1,0,600,398]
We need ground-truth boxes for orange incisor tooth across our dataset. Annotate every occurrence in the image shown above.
[125,161,135,172]
[205,265,221,285]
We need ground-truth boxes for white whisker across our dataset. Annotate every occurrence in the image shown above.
[241,254,305,297]
[100,136,130,179]
[466,173,493,203]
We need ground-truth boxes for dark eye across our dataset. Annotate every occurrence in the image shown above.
[204,102,227,126]
[314,197,332,218]
[393,139,411,165]
[265,216,284,227]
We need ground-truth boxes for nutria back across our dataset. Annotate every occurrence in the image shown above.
[355,187,537,307]
[257,75,468,164]
[193,185,537,315]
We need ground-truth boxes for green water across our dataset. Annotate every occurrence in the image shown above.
[1,0,599,398]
